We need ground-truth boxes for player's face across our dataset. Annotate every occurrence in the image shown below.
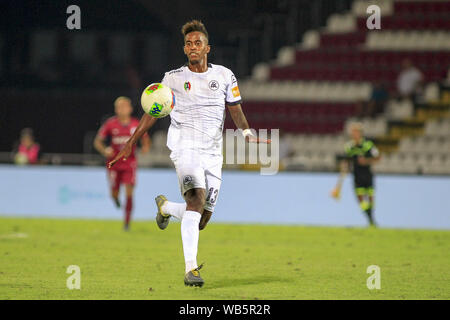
[350,128,362,141]
[115,100,132,118]
[184,32,210,64]
[20,135,33,147]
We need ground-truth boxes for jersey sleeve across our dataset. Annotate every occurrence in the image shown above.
[225,70,242,106]
[161,72,170,87]
[368,144,380,158]
[97,120,111,139]
[364,140,379,158]
[344,142,352,157]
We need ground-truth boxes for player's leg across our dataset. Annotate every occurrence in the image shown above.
[179,167,206,270]
[154,154,192,227]
[173,166,207,286]
[108,169,121,208]
[199,210,212,230]
[111,189,120,207]
[121,168,136,230]
[362,174,375,226]
[367,187,376,226]
[155,176,218,229]
[157,198,186,221]
[183,160,222,286]
[355,187,374,226]
[155,166,206,226]
[199,165,222,230]
[182,187,206,286]
[123,184,134,230]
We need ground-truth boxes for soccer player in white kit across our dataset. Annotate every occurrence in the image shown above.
[108,20,269,287]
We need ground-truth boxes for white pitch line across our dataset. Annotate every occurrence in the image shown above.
[0,233,29,239]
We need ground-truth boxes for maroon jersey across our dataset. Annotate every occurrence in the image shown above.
[97,116,145,170]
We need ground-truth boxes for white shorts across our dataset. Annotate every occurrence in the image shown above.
[170,149,223,212]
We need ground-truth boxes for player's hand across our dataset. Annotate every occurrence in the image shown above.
[107,144,132,168]
[102,147,114,158]
[357,156,369,165]
[330,187,341,200]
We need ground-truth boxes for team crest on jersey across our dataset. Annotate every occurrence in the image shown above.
[208,80,219,91]
[183,175,193,186]
[184,81,191,92]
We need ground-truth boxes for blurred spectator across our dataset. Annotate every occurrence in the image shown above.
[357,82,389,118]
[13,128,41,165]
[397,59,423,102]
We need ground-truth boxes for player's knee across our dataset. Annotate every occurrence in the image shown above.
[125,185,134,197]
[111,189,119,198]
[185,189,205,212]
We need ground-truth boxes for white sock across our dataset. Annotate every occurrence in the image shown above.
[181,210,201,274]
[161,201,186,220]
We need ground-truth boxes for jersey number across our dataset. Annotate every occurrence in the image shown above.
[206,187,218,204]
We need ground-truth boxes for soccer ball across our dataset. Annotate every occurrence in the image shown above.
[140,83,175,118]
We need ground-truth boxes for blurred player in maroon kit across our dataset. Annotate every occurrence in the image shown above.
[94,96,155,230]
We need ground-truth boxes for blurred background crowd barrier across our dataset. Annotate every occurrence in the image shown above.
[1,165,449,228]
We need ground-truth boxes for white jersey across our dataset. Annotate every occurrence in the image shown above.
[161,63,242,156]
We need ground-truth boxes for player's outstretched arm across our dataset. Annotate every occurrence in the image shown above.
[227,103,271,144]
[331,160,348,200]
[108,114,157,168]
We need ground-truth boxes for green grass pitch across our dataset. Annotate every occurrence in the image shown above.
[0,217,449,300]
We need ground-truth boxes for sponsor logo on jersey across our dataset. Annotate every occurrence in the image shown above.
[184,81,191,92]
[232,86,240,97]
[209,80,219,91]
[112,136,131,145]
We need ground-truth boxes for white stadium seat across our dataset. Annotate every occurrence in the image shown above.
[251,63,270,82]
[276,47,295,67]
[364,31,450,51]
[424,83,440,103]
[300,30,320,49]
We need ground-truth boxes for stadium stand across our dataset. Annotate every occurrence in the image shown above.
[229,0,450,174]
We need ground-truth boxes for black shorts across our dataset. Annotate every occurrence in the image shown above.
[354,173,373,189]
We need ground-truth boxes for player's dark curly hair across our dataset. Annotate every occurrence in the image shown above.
[181,20,208,42]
